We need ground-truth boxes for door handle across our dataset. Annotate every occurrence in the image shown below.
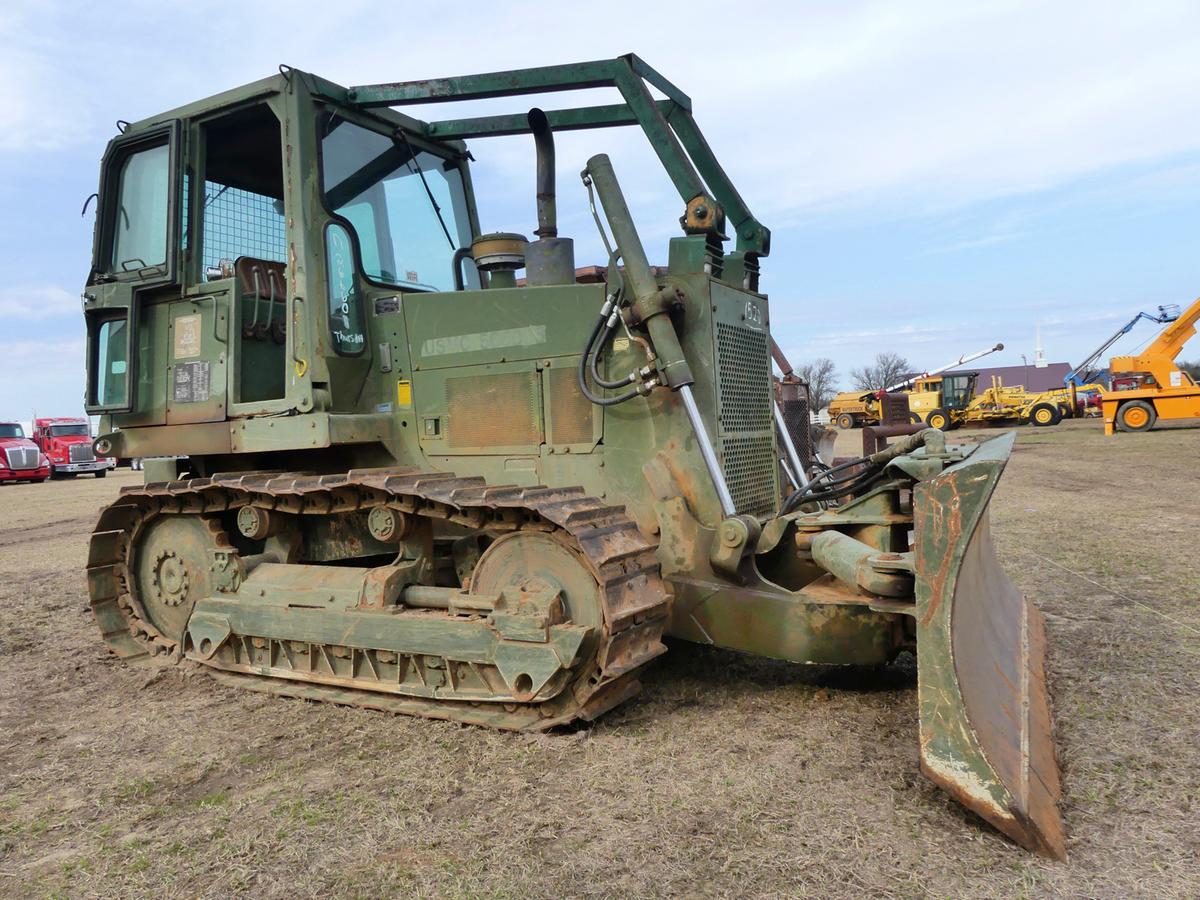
[292,295,308,377]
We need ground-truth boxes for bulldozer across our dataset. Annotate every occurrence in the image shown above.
[81,56,1063,857]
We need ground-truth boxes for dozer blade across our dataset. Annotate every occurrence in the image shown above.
[912,433,1065,859]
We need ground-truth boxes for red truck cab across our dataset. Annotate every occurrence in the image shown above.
[32,417,114,478]
[0,422,50,483]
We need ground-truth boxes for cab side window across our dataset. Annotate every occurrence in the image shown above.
[110,142,170,272]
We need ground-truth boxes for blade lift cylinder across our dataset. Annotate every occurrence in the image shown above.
[582,153,736,517]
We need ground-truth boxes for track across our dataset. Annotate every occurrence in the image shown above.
[86,468,670,730]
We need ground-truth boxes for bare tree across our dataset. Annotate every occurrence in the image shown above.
[850,352,911,393]
[794,358,839,409]
[1178,359,1200,381]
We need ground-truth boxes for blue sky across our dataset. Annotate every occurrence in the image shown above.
[1,0,1198,420]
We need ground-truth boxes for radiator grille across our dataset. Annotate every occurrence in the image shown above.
[548,366,595,445]
[5,447,39,470]
[446,371,542,449]
[715,322,776,516]
[70,443,95,463]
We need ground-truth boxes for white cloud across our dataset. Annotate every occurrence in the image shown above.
[0,336,87,420]
[0,285,78,320]
[4,1,1199,217]
[739,3,1198,220]
[0,3,97,151]
[0,336,83,362]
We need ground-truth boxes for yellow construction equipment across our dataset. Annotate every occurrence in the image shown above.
[826,391,886,429]
[1101,296,1200,434]
[909,374,1087,431]
[827,344,1003,428]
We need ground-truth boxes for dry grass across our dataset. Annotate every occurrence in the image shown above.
[1,422,1197,898]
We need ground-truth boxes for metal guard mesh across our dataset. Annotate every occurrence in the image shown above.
[193,180,287,272]
[777,385,813,470]
[715,323,776,516]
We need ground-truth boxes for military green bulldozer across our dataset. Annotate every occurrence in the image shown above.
[82,56,1063,857]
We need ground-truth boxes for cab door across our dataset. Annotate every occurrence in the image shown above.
[165,290,229,424]
[84,120,183,418]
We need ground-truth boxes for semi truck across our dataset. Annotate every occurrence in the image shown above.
[0,422,50,484]
[31,417,114,478]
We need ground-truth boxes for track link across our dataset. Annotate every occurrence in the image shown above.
[86,468,670,730]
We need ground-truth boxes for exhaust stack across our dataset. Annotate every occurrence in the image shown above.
[525,108,575,286]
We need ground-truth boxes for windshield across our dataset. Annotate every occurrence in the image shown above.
[49,424,89,437]
[319,114,473,291]
[943,375,975,410]
[0,424,25,439]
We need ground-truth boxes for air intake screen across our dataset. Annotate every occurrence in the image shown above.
[715,323,777,517]
[548,366,595,445]
[446,371,542,448]
[777,381,814,470]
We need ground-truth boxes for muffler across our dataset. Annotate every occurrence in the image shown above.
[525,108,575,286]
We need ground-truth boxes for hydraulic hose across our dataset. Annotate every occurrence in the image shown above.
[781,465,884,513]
[577,311,642,406]
[589,316,638,389]
[781,427,944,514]
[451,246,473,291]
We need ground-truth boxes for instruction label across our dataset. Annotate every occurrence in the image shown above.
[174,313,202,359]
[173,361,211,403]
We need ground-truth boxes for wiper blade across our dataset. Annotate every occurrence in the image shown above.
[396,131,455,252]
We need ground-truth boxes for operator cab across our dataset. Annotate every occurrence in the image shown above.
[83,72,481,432]
[940,372,978,411]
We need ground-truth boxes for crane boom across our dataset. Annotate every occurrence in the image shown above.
[1136,296,1200,362]
[1065,304,1180,386]
[885,343,1005,392]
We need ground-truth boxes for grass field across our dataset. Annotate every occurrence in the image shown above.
[1,420,1197,898]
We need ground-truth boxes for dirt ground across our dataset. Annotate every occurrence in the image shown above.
[1,420,1197,898]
